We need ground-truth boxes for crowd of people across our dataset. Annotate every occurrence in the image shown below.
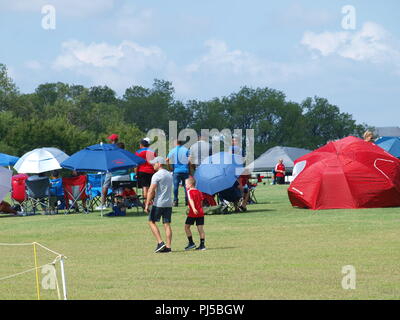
[1,132,285,254]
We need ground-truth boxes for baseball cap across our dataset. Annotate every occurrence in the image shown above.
[107,133,119,141]
[150,156,167,165]
[140,139,150,147]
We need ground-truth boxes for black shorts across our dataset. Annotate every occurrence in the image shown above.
[185,216,205,226]
[149,206,172,224]
[137,172,153,188]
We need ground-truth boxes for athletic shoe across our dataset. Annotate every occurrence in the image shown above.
[160,247,172,253]
[173,201,179,207]
[185,243,196,250]
[83,208,89,214]
[195,245,206,251]
[154,242,166,253]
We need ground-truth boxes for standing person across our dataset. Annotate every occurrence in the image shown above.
[107,133,119,144]
[135,139,156,202]
[189,134,211,172]
[184,177,206,251]
[145,157,173,253]
[363,130,375,143]
[231,138,242,156]
[274,159,286,185]
[166,140,190,207]
[97,134,119,210]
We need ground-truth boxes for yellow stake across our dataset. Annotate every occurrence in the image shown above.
[33,242,41,300]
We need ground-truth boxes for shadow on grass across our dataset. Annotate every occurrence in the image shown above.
[0,214,18,219]
[171,246,237,253]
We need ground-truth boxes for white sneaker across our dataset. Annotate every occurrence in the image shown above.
[96,205,107,210]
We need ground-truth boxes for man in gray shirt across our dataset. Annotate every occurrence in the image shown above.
[145,156,173,253]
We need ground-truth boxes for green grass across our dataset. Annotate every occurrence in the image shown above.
[1,184,400,300]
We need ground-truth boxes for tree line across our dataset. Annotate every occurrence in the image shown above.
[0,63,370,158]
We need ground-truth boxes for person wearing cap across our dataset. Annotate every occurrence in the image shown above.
[145,156,173,253]
[135,139,156,201]
[166,140,190,207]
[107,134,119,144]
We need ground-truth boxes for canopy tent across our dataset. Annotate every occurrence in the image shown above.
[248,146,311,172]
[0,153,20,167]
[375,136,400,158]
[288,136,400,210]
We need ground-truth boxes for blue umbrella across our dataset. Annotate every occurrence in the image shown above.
[60,143,145,172]
[194,152,244,195]
[0,153,20,167]
[376,136,400,158]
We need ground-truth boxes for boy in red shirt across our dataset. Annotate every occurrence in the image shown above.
[184,177,206,251]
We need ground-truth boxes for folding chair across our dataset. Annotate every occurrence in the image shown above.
[111,180,143,213]
[217,183,243,214]
[86,173,112,211]
[11,174,30,213]
[248,183,258,204]
[202,193,217,207]
[49,178,65,213]
[62,175,88,214]
[26,178,51,215]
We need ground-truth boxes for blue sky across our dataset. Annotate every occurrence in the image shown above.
[0,0,399,127]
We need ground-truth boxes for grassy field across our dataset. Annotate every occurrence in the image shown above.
[1,184,400,300]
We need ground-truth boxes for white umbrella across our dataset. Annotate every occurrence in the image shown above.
[0,167,12,202]
[14,148,69,174]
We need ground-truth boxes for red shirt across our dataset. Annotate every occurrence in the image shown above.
[239,175,250,187]
[187,188,205,218]
[122,189,137,198]
[275,163,286,177]
[135,148,156,174]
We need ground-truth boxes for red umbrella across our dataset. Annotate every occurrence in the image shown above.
[288,136,400,210]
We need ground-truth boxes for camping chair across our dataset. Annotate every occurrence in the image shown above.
[202,193,217,207]
[11,174,31,213]
[217,183,243,214]
[86,173,112,211]
[49,178,65,213]
[62,175,88,214]
[26,178,51,215]
[247,183,258,204]
[111,179,143,213]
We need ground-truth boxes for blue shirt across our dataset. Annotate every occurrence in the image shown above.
[167,146,189,173]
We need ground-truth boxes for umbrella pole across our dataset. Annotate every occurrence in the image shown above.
[101,174,104,218]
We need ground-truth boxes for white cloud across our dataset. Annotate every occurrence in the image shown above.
[301,22,400,70]
[186,40,308,81]
[53,39,167,91]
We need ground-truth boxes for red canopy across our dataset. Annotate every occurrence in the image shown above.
[288,136,400,210]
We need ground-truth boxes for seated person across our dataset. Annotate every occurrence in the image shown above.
[114,187,142,210]
[218,180,242,213]
[0,201,18,215]
[238,174,251,212]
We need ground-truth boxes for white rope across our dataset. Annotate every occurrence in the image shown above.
[0,242,67,259]
[0,242,66,301]
[0,262,53,282]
